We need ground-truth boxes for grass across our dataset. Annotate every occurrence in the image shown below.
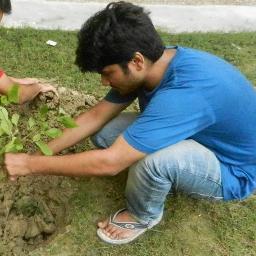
[1,27,256,256]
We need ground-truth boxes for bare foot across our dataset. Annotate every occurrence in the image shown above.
[98,210,140,240]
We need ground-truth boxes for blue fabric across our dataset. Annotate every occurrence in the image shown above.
[90,114,223,223]
[104,46,256,201]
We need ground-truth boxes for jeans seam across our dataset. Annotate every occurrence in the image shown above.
[180,167,222,186]
[174,167,223,199]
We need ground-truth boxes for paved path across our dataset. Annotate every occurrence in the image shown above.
[44,0,256,4]
[2,0,256,33]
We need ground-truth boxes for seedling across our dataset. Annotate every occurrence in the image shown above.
[0,85,78,159]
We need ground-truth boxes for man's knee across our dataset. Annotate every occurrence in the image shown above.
[128,153,172,183]
[91,113,137,149]
[90,132,105,149]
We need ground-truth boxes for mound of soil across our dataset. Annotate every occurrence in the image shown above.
[0,176,73,255]
[0,86,99,256]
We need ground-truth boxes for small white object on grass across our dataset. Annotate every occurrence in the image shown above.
[46,40,57,46]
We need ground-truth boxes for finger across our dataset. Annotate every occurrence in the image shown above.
[39,84,59,97]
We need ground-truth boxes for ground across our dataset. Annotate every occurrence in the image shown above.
[0,87,99,255]
[0,27,256,255]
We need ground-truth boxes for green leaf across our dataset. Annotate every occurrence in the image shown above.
[11,113,20,126]
[28,117,36,129]
[45,128,62,138]
[32,134,41,142]
[7,84,20,104]
[15,142,23,151]
[0,106,12,135]
[0,95,10,106]
[35,141,53,156]
[4,137,23,153]
[13,138,23,151]
[42,123,49,130]
[58,115,78,128]
[0,106,9,120]
[39,105,49,119]
[0,127,4,136]
[0,147,5,155]
[0,122,12,135]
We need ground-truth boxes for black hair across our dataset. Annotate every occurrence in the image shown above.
[0,0,11,14]
[75,1,165,73]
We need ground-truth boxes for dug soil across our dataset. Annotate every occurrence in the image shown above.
[0,86,99,256]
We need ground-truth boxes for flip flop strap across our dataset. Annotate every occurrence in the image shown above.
[110,208,149,230]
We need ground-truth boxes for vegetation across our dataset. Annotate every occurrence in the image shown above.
[0,85,77,158]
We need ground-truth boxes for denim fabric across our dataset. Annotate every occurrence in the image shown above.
[91,112,138,149]
[91,113,223,224]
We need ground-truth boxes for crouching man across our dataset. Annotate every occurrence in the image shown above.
[5,1,256,245]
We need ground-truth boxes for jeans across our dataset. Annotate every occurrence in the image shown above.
[91,113,224,225]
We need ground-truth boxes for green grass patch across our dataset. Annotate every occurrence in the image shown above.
[1,28,255,94]
[1,27,256,255]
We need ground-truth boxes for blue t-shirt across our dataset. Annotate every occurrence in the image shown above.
[104,46,256,201]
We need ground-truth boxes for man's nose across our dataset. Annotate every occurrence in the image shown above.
[101,75,110,86]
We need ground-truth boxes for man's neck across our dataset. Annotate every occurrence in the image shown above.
[143,48,176,91]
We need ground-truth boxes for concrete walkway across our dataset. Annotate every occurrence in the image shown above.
[2,0,256,33]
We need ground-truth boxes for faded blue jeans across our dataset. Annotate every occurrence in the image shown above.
[91,113,224,225]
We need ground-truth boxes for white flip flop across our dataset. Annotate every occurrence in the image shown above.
[97,208,162,245]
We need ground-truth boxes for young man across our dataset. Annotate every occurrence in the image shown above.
[5,1,256,245]
[0,0,56,103]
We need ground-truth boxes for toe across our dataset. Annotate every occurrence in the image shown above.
[98,218,109,229]
[108,226,121,238]
[110,228,123,239]
[104,224,114,235]
[107,225,118,234]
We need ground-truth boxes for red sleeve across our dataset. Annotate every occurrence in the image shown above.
[0,70,4,78]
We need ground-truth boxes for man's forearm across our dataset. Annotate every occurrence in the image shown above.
[47,100,128,155]
[47,110,104,154]
[28,149,118,176]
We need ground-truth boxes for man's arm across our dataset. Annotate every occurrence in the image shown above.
[5,135,146,178]
[46,99,130,154]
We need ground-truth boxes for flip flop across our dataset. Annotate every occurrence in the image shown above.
[97,208,162,245]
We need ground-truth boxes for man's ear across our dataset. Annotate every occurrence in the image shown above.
[131,52,145,71]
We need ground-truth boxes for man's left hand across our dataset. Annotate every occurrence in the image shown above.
[4,153,31,181]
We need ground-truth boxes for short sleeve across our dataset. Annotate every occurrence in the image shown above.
[123,89,216,153]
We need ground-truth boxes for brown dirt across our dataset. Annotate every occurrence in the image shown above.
[0,86,99,256]
[0,176,73,255]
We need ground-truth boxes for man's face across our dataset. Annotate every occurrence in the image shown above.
[101,59,146,95]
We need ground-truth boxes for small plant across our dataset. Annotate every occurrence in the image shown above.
[0,85,78,158]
